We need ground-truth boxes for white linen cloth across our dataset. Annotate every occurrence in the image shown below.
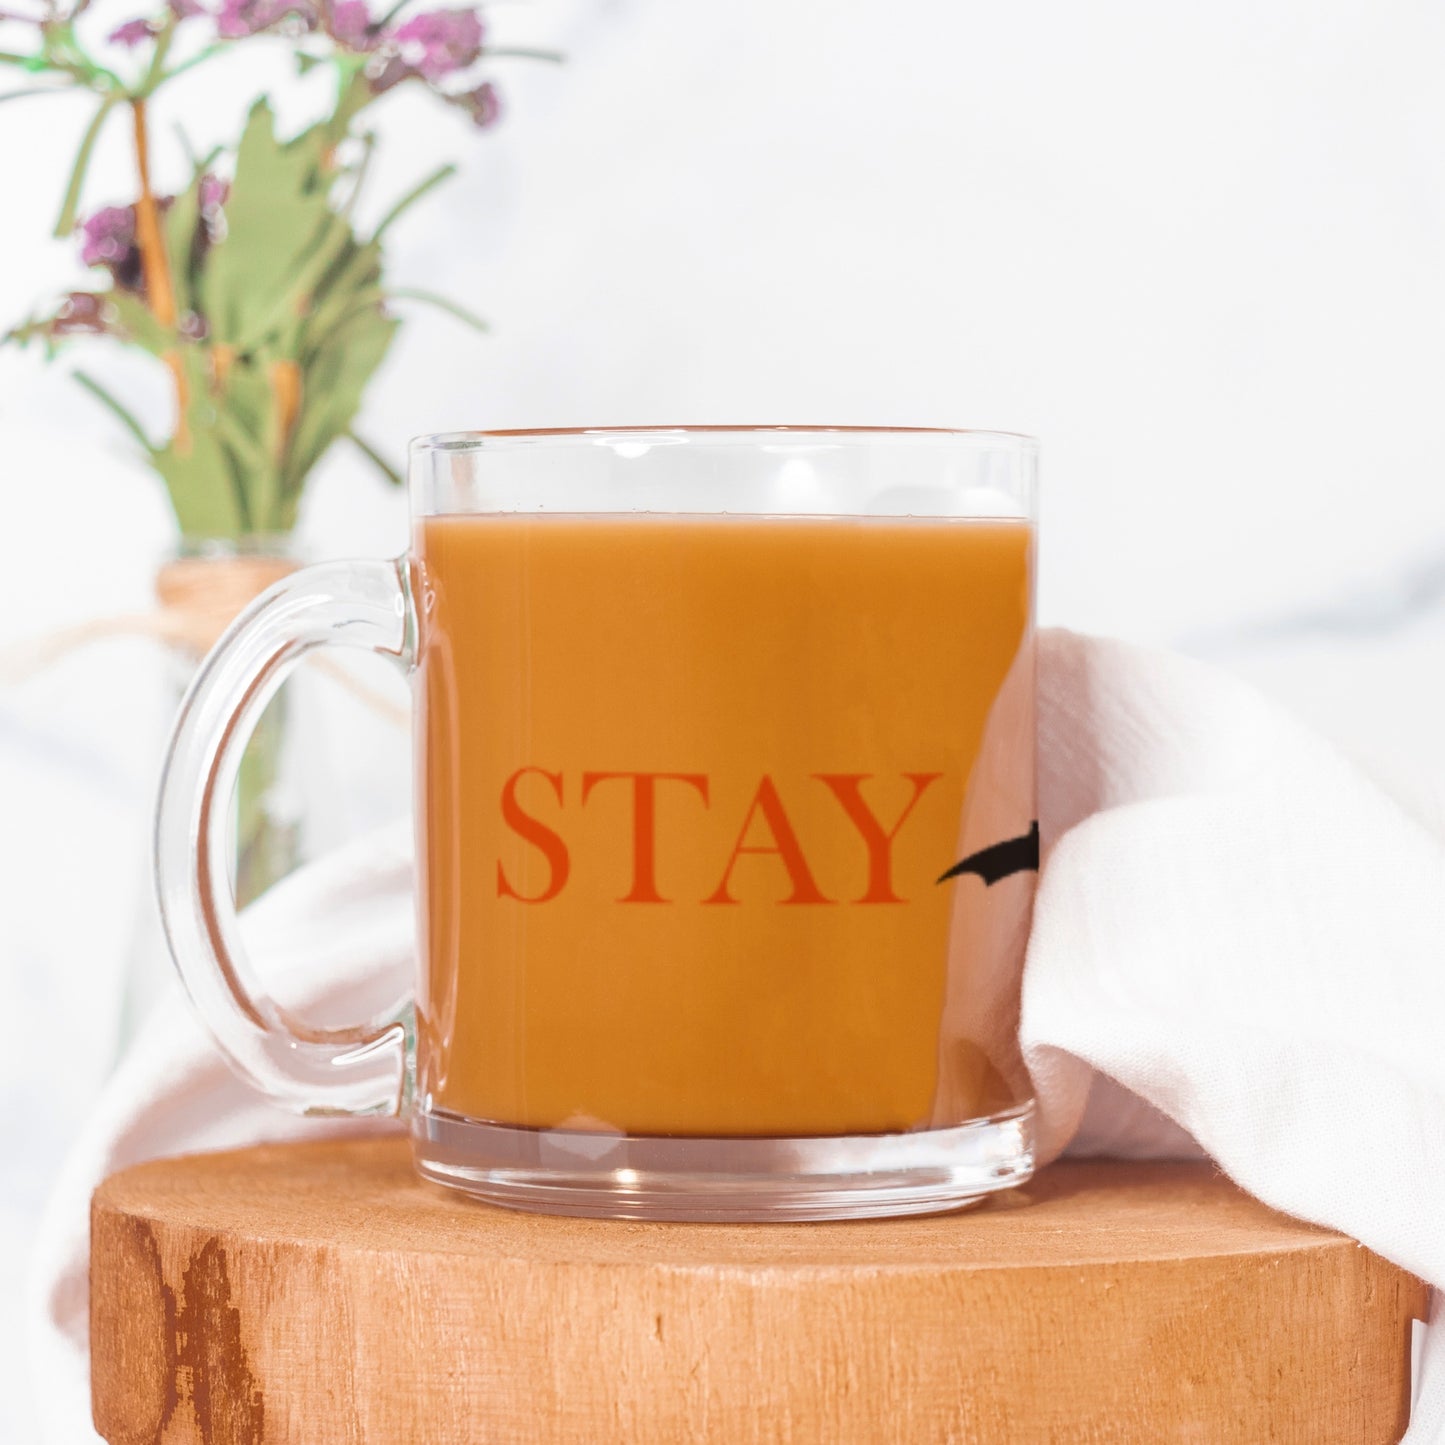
[27,628,1445,1443]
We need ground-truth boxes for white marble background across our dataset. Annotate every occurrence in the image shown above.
[3,0,1445,1438]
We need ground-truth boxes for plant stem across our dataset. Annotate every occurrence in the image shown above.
[386,286,488,332]
[268,357,303,479]
[131,99,176,328]
[52,93,116,236]
[484,47,564,62]
[135,16,176,98]
[130,96,191,452]
[342,130,376,215]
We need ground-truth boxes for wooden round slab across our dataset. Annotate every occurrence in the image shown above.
[90,1139,1426,1445]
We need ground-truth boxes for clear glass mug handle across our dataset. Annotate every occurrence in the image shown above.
[154,558,415,1116]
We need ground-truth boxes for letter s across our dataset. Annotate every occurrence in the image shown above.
[497,768,569,902]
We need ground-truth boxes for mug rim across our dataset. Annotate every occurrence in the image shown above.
[410,425,1038,454]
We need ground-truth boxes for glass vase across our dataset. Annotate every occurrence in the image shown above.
[117,534,304,1046]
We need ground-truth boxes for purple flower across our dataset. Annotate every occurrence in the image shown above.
[457,79,499,127]
[329,0,377,49]
[79,206,136,269]
[197,175,230,249]
[199,173,230,213]
[169,0,207,15]
[50,293,110,337]
[217,0,315,37]
[215,0,254,35]
[393,8,482,80]
[107,18,155,46]
[77,201,170,294]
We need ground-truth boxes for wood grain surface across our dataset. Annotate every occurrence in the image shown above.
[90,1139,1427,1445]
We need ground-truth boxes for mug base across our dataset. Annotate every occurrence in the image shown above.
[412,1103,1035,1221]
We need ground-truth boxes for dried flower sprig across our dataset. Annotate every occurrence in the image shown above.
[1,0,557,536]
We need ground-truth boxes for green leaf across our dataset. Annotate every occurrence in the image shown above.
[35,22,123,88]
[140,346,267,538]
[340,130,376,217]
[107,290,173,355]
[347,430,403,486]
[200,100,344,346]
[152,432,251,538]
[213,390,273,475]
[155,42,224,88]
[173,121,199,170]
[284,304,398,510]
[303,292,383,357]
[386,287,488,333]
[172,127,221,177]
[237,211,352,351]
[3,312,48,349]
[307,236,384,330]
[153,393,252,538]
[54,95,118,239]
[324,64,375,146]
[134,13,176,98]
[210,349,284,525]
[300,226,386,346]
[73,369,154,451]
[163,166,206,318]
[0,86,67,104]
[482,47,565,62]
[1,293,118,351]
[372,164,455,241]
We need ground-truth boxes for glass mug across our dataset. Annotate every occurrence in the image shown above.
[155,426,1039,1220]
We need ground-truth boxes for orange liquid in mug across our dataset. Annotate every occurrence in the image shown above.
[415,514,1033,1136]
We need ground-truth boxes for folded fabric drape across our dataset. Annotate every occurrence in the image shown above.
[28,630,1443,1442]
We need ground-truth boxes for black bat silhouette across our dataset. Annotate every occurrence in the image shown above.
[936,821,1040,887]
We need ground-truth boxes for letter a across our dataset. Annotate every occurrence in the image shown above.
[705,775,830,906]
